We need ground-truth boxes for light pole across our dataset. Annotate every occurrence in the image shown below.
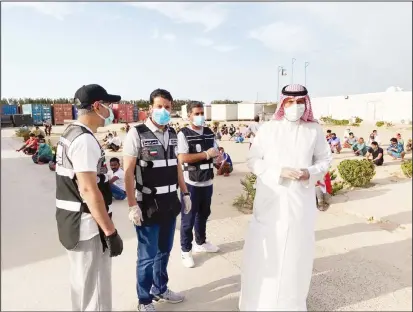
[277,66,285,102]
[304,61,310,86]
[291,58,296,84]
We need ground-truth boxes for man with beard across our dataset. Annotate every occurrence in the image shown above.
[239,84,332,311]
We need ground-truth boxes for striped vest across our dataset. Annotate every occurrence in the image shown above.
[55,124,112,250]
[180,126,215,182]
[135,124,180,223]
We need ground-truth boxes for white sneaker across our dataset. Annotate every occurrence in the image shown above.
[181,250,195,268]
[138,303,156,311]
[193,241,220,253]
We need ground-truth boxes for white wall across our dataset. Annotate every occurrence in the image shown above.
[238,103,263,120]
[311,91,412,124]
[211,104,238,121]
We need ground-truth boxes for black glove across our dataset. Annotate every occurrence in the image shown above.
[104,229,123,257]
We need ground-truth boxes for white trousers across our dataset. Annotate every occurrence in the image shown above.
[67,235,112,311]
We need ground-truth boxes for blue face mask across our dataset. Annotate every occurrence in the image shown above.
[152,108,171,126]
[193,115,205,127]
[97,105,114,127]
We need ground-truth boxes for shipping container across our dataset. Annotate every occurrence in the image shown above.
[1,115,13,127]
[211,104,238,121]
[12,114,33,127]
[72,105,78,120]
[112,103,134,123]
[41,104,52,123]
[1,104,18,116]
[237,102,264,120]
[22,104,44,125]
[53,104,73,125]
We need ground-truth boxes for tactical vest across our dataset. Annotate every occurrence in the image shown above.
[55,124,112,250]
[180,126,215,182]
[135,124,180,223]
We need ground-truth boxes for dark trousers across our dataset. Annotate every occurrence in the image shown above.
[135,217,176,305]
[180,184,213,252]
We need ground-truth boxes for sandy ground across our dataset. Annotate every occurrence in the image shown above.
[1,120,412,311]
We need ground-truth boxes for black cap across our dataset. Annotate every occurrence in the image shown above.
[74,84,121,109]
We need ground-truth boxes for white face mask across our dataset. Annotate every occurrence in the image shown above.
[284,104,306,122]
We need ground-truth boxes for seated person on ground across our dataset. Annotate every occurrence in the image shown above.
[352,137,367,156]
[326,129,332,141]
[372,129,381,145]
[387,138,406,160]
[221,124,228,136]
[32,138,53,164]
[234,128,244,143]
[366,133,376,146]
[43,119,52,136]
[108,157,126,200]
[365,141,384,166]
[316,172,332,212]
[406,139,412,153]
[125,122,131,133]
[343,127,351,141]
[396,133,405,148]
[105,133,121,152]
[214,147,233,177]
[328,133,342,154]
[103,130,112,143]
[31,125,46,138]
[343,132,357,148]
[16,133,38,155]
[229,124,236,137]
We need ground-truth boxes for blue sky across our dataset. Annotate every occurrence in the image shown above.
[2,2,412,103]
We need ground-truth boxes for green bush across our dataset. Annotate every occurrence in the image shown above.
[355,116,363,123]
[386,122,393,127]
[331,181,345,196]
[329,168,337,181]
[375,121,385,127]
[401,160,412,178]
[212,121,220,128]
[337,159,376,187]
[233,173,257,212]
[319,116,349,125]
[15,128,31,141]
[350,123,360,127]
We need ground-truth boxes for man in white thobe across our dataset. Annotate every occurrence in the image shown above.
[239,84,332,311]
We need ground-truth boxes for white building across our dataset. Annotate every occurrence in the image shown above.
[311,86,412,124]
[211,104,238,121]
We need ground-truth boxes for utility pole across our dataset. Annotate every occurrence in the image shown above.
[304,61,310,86]
[291,58,296,84]
[277,66,286,102]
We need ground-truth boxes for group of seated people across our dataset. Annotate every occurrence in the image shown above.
[325,128,409,167]
[16,130,55,167]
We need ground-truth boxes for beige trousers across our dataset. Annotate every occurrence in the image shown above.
[67,235,112,311]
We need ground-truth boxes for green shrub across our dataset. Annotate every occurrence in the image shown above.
[331,181,345,196]
[337,159,376,187]
[350,123,360,127]
[401,160,412,178]
[15,128,31,141]
[329,168,337,181]
[376,121,385,127]
[212,120,220,128]
[386,122,393,127]
[355,116,363,123]
[233,173,257,212]
[319,116,349,125]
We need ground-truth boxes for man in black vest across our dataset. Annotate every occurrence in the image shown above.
[177,101,220,268]
[123,89,191,312]
[55,84,124,311]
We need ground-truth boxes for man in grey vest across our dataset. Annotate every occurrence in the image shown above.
[55,84,124,311]
[123,88,191,312]
[177,101,220,268]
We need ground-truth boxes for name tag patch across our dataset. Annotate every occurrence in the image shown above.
[142,139,161,147]
[169,138,178,146]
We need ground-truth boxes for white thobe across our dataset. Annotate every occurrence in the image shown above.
[239,119,332,311]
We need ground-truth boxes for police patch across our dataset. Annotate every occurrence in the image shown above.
[169,138,178,145]
[141,148,150,158]
[142,139,161,147]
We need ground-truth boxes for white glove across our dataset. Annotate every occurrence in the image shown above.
[206,147,219,159]
[182,194,192,214]
[128,205,143,226]
[280,167,303,180]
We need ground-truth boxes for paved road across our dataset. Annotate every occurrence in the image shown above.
[1,133,412,311]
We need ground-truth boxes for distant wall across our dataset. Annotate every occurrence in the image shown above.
[311,91,412,124]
